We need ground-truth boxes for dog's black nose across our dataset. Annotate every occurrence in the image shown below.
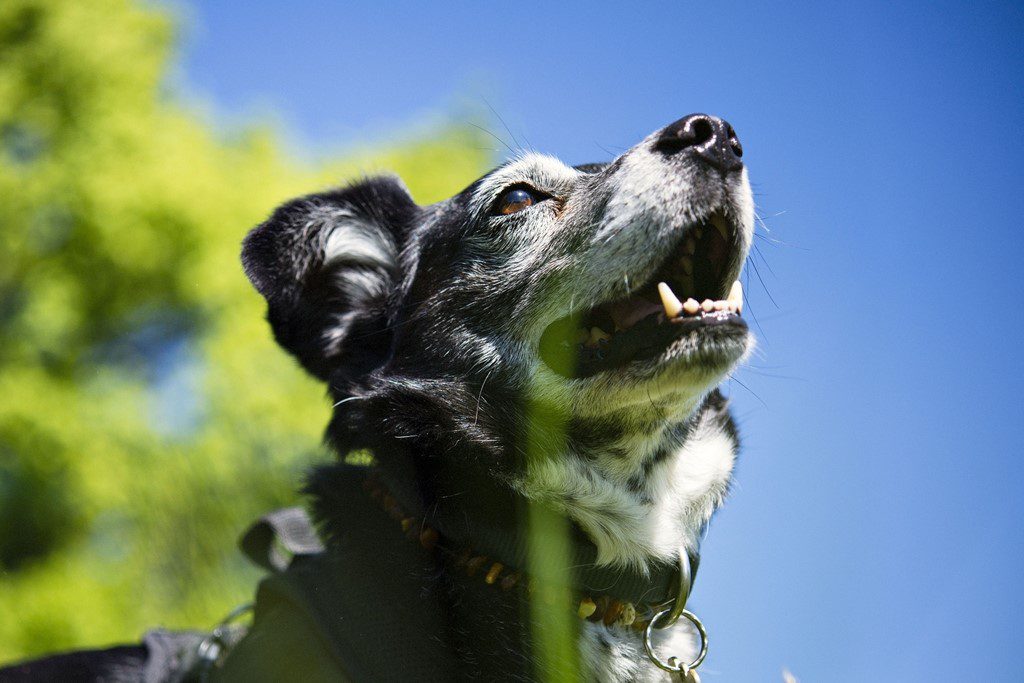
[656,114,744,172]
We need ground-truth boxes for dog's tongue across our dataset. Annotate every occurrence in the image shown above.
[607,296,662,331]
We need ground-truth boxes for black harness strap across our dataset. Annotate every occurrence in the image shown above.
[215,468,461,681]
[0,630,207,683]
[238,506,325,573]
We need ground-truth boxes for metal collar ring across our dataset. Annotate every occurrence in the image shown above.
[642,607,708,674]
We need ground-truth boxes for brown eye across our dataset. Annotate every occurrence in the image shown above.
[495,187,537,215]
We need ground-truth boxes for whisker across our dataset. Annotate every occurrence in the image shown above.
[728,375,768,409]
[742,268,769,343]
[739,367,807,381]
[474,369,494,426]
[481,97,525,154]
[746,253,779,309]
[752,242,778,278]
[466,122,516,157]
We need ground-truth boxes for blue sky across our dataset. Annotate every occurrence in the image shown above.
[174,1,1023,679]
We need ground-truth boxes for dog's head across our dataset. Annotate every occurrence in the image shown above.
[244,114,754,562]
[245,113,751,414]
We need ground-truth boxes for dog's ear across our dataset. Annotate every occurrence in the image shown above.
[242,176,419,381]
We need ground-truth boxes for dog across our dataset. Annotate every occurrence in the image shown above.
[229,113,754,682]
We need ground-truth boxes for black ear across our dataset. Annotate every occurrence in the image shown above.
[242,176,419,381]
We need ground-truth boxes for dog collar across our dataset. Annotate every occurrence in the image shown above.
[361,469,709,678]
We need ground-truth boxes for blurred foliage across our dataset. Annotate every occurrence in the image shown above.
[0,0,489,661]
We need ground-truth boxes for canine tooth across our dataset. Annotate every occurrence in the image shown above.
[589,327,611,345]
[728,280,743,313]
[701,299,715,312]
[680,255,693,275]
[657,282,683,319]
[682,298,700,315]
[714,300,727,311]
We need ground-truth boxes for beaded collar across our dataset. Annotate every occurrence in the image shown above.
[360,470,693,633]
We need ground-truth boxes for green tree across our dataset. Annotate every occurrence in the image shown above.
[0,0,489,660]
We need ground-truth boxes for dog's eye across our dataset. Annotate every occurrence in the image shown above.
[494,187,542,215]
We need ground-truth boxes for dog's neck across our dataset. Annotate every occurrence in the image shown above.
[343,381,738,569]
[324,384,737,681]
[514,390,739,568]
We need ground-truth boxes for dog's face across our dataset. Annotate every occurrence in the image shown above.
[244,114,752,420]
[244,115,753,568]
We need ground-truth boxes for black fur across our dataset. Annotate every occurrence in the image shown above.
[241,116,754,680]
[242,177,419,380]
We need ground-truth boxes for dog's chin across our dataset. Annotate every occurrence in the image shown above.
[572,321,750,406]
[621,319,751,382]
[527,321,750,419]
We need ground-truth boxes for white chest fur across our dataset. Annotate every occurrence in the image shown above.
[520,399,738,680]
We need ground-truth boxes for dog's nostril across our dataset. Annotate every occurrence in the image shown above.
[726,123,743,158]
[677,116,715,150]
[690,118,715,145]
[657,114,744,172]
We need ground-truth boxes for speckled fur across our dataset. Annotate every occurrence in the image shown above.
[243,117,755,681]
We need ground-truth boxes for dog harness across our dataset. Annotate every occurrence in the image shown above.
[209,466,709,681]
[0,466,708,682]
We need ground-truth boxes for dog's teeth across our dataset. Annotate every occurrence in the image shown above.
[680,255,693,275]
[657,282,683,319]
[578,598,597,619]
[701,299,715,312]
[714,300,727,311]
[728,280,743,313]
[682,298,700,315]
[589,327,611,345]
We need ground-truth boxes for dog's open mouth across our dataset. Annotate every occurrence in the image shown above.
[539,213,747,378]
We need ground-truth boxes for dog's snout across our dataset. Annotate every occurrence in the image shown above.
[656,114,743,172]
